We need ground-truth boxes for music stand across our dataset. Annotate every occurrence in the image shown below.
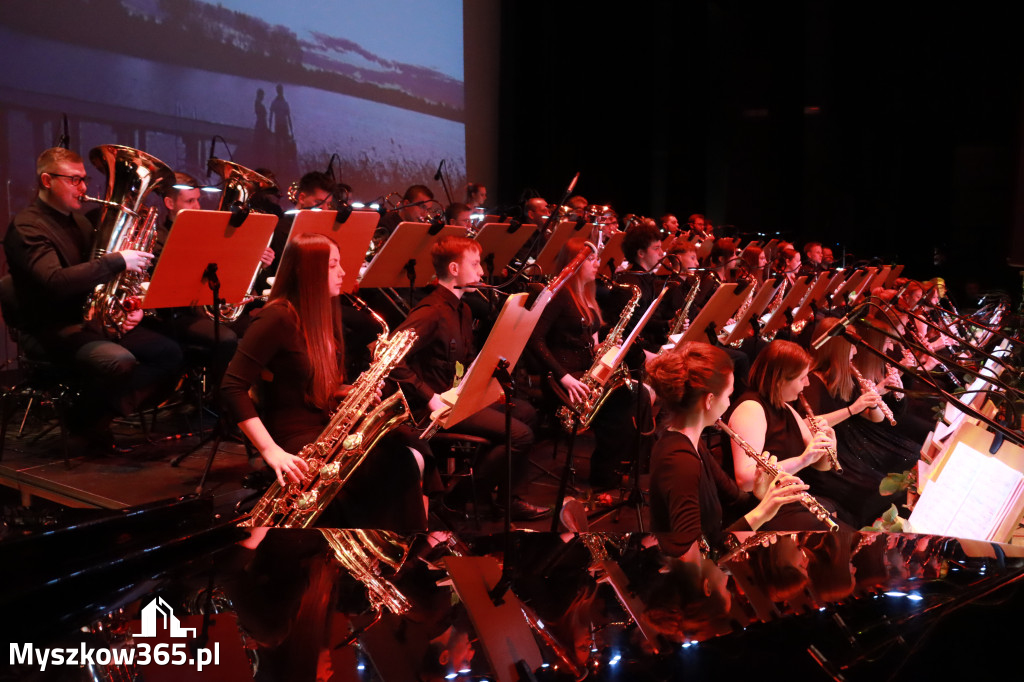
[472,221,537,283]
[598,231,626,278]
[287,209,379,294]
[832,268,871,304]
[721,279,784,346]
[358,222,465,305]
[670,282,748,348]
[758,275,814,340]
[815,270,849,308]
[787,273,831,333]
[144,209,278,492]
[534,219,590,275]
[867,265,891,292]
[884,264,905,287]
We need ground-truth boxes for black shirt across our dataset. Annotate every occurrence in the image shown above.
[390,285,474,412]
[3,197,123,334]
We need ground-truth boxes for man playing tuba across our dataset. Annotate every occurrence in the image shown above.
[3,147,182,451]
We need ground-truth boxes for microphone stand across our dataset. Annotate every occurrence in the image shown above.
[840,329,1024,448]
[920,300,1021,348]
[433,159,454,207]
[895,303,1019,376]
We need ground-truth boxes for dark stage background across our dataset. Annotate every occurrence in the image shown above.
[496,1,1024,300]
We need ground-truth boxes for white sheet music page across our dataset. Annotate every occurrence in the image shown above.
[908,440,1024,540]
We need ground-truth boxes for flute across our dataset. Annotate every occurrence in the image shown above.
[850,364,897,426]
[715,418,839,533]
[797,393,842,473]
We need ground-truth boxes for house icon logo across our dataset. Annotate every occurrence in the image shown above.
[134,597,197,638]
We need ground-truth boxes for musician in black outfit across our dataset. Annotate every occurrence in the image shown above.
[3,147,182,446]
[390,235,546,521]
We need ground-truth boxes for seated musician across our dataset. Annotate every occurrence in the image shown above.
[376,183,436,242]
[222,233,427,529]
[612,221,680,358]
[727,340,844,531]
[3,147,182,448]
[389,235,546,521]
[646,342,808,554]
[258,170,335,295]
[148,172,239,376]
[528,237,650,489]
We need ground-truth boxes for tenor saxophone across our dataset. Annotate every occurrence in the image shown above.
[242,328,417,528]
[556,282,641,431]
[850,364,897,426]
[715,418,839,532]
[797,393,842,473]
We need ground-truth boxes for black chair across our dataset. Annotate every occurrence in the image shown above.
[0,275,78,467]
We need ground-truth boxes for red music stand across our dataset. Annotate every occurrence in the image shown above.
[472,221,538,282]
[671,282,748,348]
[359,221,466,304]
[287,209,379,294]
[534,219,590,276]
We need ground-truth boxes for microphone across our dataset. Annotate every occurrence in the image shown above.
[434,159,445,182]
[206,136,217,180]
[58,113,70,149]
[811,303,870,350]
[567,171,580,195]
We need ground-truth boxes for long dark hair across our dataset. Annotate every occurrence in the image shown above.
[268,233,344,409]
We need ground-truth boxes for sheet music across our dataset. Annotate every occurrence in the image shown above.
[909,440,1024,540]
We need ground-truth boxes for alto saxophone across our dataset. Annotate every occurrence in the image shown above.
[850,364,897,426]
[797,393,842,473]
[242,328,418,528]
[715,418,839,532]
[667,274,701,337]
[556,282,641,431]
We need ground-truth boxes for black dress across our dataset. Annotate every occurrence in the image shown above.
[650,431,753,554]
[800,373,917,526]
[731,391,845,532]
[223,302,427,530]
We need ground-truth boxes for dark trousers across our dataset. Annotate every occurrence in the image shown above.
[443,401,536,499]
[52,322,183,424]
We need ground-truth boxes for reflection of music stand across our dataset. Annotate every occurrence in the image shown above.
[534,220,589,275]
[358,222,465,304]
[721,279,783,346]
[759,275,813,340]
[444,555,544,682]
[287,209,379,294]
[670,282,748,348]
[144,209,277,492]
[599,231,626,278]
[472,222,537,282]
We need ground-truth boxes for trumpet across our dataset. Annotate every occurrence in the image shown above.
[797,393,842,473]
[850,363,897,426]
[715,418,839,532]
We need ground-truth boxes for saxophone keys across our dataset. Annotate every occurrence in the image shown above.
[320,461,342,482]
[343,433,363,451]
[295,490,319,511]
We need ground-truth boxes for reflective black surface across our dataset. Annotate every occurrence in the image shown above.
[3,502,1023,681]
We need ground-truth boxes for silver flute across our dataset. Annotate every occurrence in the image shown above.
[797,393,842,473]
[715,418,839,532]
[850,364,897,426]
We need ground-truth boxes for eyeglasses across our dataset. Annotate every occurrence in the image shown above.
[46,173,90,187]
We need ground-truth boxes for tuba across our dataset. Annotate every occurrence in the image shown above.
[242,327,417,528]
[82,144,174,337]
[205,159,277,323]
[556,282,641,431]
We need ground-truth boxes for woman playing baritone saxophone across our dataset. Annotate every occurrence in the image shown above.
[527,237,650,489]
[222,232,428,529]
[727,340,845,531]
[646,342,808,555]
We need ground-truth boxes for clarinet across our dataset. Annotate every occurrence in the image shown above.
[797,393,842,473]
[715,418,839,532]
[850,364,897,426]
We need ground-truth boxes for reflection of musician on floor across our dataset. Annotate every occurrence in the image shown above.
[390,236,546,521]
[223,233,427,529]
[3,147,182,447]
